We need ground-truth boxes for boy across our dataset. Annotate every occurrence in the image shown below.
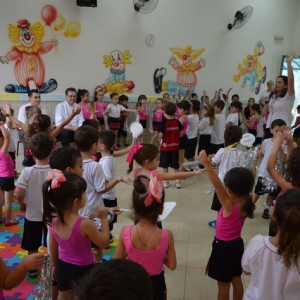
[118,94,129,147]
[158,102,183,188]
[225,101,242,128]
[208,125,243,228]
[209,100,225,155]
[253,119,287,219]
[16,133,54,278]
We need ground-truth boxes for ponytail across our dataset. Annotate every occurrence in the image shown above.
[242,194,255,218]
[43,180,58,226]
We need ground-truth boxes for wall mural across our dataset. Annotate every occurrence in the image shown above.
[154,45,206,96]
[233,41,267,95]
[97,50,135,94]
[0,4,81,93]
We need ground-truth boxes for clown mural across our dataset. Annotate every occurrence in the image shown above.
[154,45,206,96]
[233,41,267,95]
[97,50,135,94]
[0,5,81,93]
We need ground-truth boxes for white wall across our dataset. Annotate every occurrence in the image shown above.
[0,0,299,100]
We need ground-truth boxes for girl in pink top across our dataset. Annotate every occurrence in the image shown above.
[76,89,94,121]
[199,150,255,300]
[43,172,110,300]
[136,95,148,143]
[150,98,164,146]
[0,125,18,226]
[115,175,177,300]
[93,88,107,131]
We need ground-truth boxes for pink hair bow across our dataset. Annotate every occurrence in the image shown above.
[47,169,66,189]
[144,174,164,207]
[126,144,143,164]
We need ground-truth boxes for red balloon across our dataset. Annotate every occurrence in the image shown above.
[41,5,57,26]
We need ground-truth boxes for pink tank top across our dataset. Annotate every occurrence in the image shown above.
[139,107,147,121]
[216,203,246,241]
[250,115,259,130]
[0,150,14,177]
[51,217,94,266]
[123,225,168,276]
[181,115,189,134]
[95,102,107,119]
[153,109,163,122]
[79,103,92,120]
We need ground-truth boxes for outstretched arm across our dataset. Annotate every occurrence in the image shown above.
[156,169,204,181]
[286,53,295,96]
[0,125,10,155]
[2,103,28,133]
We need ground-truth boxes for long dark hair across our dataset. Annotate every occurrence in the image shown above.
[76,89,89,104]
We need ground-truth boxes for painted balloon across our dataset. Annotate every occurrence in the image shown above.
[41,5,57,26]
[64,21,81,38]
[54,16,66,31]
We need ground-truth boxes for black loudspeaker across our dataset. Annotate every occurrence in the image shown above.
[77,0,97,7]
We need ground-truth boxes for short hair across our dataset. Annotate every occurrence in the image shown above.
[74,125,98,152]
[28,133,54,160]
[177,100,191,112]
[28,89,39,98]
[190,100,200,112]
[271,119,286,129]
[224,125,243,146]
[137,95,147,101]
[25,106,42,119]
[229,101,242,110]
[110,93,118,99]
[231,94,240,101]
[213,100,225,111]
[65,87,76,96]
[82,119,100,131]
[119,94,129,101]
[98,130,115,153]
[50,147,81,171]
[164,102,176,116]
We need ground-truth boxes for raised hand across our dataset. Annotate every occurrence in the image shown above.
[72,106,81,116]
[23,253,44,271]
[286,52,296,64]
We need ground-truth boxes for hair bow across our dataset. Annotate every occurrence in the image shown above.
[126,144,143,164]
[143,174,164,207]
[47,169,66,189]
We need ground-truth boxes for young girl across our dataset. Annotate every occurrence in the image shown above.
[104,93,136,150]
[177,100,190,170]
[0,125,18,226]
[162,92,170,109]
[114,175,177,300]
[198,104,215,154]
[93,87,107,131]
[76,89,94,121]
[150,98,164,146]
[242,189,300,299]
[199,150,255,300]
[43,172,110,300]
[136,95,148,143]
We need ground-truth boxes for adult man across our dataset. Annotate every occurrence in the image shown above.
[55,87,84,147]
[17,89,47,166]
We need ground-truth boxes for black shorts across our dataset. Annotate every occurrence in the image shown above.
[159,150,179,170]
[117,127,127,138]
[211,192,221,212]
[150,271,166,300]
[179,134,188,150]
[97,117,104,126]
[152,121,162,132]
[254,137,262,146]
[57,259,93,291]
[0,177,15,191]
[185,137,197,160]
[21,218,47,252]
[198,134,211,154]
[208,237,244,282]
[254,177,280,197]
[140,120,147,129]
[103,198,118,231]
[108,117,120,130]
[207,143,224,155]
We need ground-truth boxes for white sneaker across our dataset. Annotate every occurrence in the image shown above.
[175,181,181,189]
[163,181,170,188]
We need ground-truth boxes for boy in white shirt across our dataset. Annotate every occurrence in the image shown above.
[225,101,242,128]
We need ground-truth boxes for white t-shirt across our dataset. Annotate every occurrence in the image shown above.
[242,235,300,300]
[266,93,295,128]
[17,103,47,124]
[225,112,239,126]
[212,148,242,183]
[55,101,84,127]
[79,159,106,218]
[256,116,264,138]
[4,124,16,152]
[198,117,214,135]
[99,156,116,200]
[107,103,125,118]
[187,114,199,139]
[211,113,225,145]
[16,165,51,221]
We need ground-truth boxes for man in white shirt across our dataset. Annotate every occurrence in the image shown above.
[55,87,84,147]
[17,89,47,166]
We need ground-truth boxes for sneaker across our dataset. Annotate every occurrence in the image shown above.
[163,181,170,188]
[27,270,39,278]
[175,180,181,189]
[208,220,216,228]
[262,208,270,219]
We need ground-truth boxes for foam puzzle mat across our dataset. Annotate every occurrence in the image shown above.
[0,203,117,300]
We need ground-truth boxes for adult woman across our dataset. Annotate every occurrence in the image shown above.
[261,53,295,138]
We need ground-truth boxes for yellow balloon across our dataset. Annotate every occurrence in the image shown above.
[54,16,66,31]
[64,21,81,38]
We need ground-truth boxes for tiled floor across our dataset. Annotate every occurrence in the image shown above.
[15,147,270,300]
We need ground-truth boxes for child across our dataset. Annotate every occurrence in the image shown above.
[185,100,200,165]
[136,95,148,143]
[0,253,44,296]
[242,189,300,299]
[15,133,54,278]
[209,100,225,155]
[118,94,129,147]
[150,98,164,146]
[291,104,300,143]
[208,126,243,228]
[199,151,255,300]
[93,87,107,131]
[0,125,18,226]
[76,89,94,121]
[114,175,177,300]
[177,100,191,171]
[158,102,183,188]
[162,92,170,109]
[252,119,287,219]
[225,101,242,128]
[198,104,215,154]
[43,172,110,300]
[105,93,136,150]
[242,103,261,138]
